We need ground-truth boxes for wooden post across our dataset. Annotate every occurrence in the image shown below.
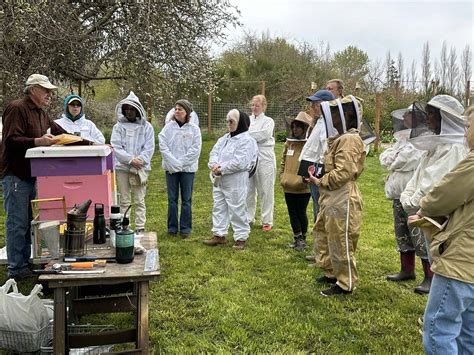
[146,93,152,123]
[431,80,437,97]
[465,80,471,107]
[78,80,82,97]
[374,93,381,153]
[260,81,265,96]
[207,92,212,135]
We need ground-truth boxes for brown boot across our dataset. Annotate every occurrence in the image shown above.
[233,240,246,250]
[203,235,226,246]
[387,252,416,281]
[414,259,433,294]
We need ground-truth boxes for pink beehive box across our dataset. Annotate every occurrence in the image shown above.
[26,145,114,177]
[36,171,113,220]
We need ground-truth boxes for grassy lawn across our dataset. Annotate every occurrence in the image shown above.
[0,140,426,353]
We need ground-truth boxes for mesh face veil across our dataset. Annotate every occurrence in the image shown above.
[409,95,466,150]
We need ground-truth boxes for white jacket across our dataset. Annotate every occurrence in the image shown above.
[249,113,275,162]
[379,130,423,199]
[55,114,105,144]
[400,143,468,214]
[209,132,257,177]
[158,120,202,173]
[299,116,327,163]
[111,92,155,172]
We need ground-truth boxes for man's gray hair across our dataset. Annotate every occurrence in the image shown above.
[23,85,34,95]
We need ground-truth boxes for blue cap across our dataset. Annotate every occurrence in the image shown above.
[306,89,335,102]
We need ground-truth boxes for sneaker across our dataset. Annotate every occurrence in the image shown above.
[233,240,246,250]
[136,228,145,234]
[168,231,178,237]
[262,225,272,232]
[294,238,307,252]
[316,275,338,284]
[320,284,352,297]
[180,232,190,239]
[203,236,226,246]
[305,255,316,262]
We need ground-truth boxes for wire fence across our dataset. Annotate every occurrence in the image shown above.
[156,100,305,133]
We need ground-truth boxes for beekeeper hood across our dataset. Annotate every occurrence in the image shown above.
[321,95,362,138]
[409,94,465,150]
[115,91,147,123]
[287,111,312,140]
[391,104,413,140]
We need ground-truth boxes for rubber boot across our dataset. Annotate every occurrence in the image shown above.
[294,235,307,252]
[414,259,433,294]
[386,251,416,281]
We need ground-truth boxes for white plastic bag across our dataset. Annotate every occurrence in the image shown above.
[0,279,49,332]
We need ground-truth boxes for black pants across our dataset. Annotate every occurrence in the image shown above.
[284,192,311,236]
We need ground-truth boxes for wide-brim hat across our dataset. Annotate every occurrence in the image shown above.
[287,111,312,126]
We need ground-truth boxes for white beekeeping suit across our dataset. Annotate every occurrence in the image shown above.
[209,110,257,242]
[111,91,155,231]
[247,112,276,228]
[401,95,468,214]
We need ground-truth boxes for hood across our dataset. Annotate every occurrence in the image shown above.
[287,111,312,140]
[115,91,147,124]
[63,94,84,121]
[410,95,466,150]
[228,109,250,137]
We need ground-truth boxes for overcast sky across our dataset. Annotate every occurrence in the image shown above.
[223,0,473,75]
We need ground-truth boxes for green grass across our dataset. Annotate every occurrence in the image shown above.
[0,141,426,353]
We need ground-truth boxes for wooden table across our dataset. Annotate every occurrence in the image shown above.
[39,232,160,354]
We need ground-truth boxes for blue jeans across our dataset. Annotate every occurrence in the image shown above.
[2,175,36,276]
[165,172,195,234]
[423,274,474,354]
[310,183,320,222]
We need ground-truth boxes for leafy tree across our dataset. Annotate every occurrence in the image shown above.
[1,1,239,111]
[215,33,325,104]
[332,45,369,90]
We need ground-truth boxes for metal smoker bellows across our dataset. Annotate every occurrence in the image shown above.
[64,199,91,257]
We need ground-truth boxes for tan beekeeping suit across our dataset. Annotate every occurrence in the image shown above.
[313,128,365,291]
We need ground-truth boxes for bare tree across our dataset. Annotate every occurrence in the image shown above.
[409,59,418,93]
[460,44,472,103]
[446,46,459,94]
[397,52,404,89]
[439,41,448,88]
[421,42,432,95]
[363,59,384,92]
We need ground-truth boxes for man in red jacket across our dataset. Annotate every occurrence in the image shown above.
[1,74,65,279]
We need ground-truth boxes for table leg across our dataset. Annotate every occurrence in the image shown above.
[136,281,149,354]
[54,287,67,354]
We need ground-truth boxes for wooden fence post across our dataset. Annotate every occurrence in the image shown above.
[207,92,212,135]
[465,80,471,107]
[260,81,265,96]
[146,93,152,123]
[374,93,381,153]
[431,80,437,97]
